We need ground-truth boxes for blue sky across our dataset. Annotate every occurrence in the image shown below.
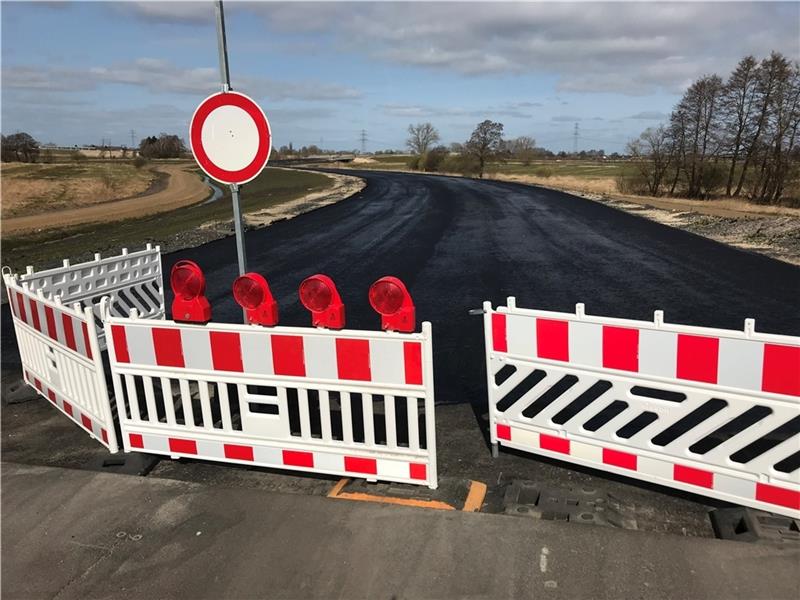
[2,1,798,152]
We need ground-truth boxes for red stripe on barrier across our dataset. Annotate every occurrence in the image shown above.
[224,443,254,461]
[755,483,800,510]
[129,433,144,448]
[271,335,306,376]
[345,456,378,475]
[409,463,427,481]
[62,313,78,352]
[282,449,314,468]
[536,318,569,361]
[81,414,93,431]
[403,341,423,385]
[15,291,27,324]
[34,378,41,391]
[492,313,507,353]
[168,438,197,455]
[336,338,371,381]
[674,464,714,489]
[63,401,74,417]
[210,331,244,372]
[110,325,130,363]
[81,322,93,359]
[540,433,571,455]
[152,327,184,368]
[47,389,56,403]
[101,429,109,444]
[603,326,639,372]
[676,334,719,384]
[29,297,41,332]
[602,448,637,470]
[762,344,800,397]
[44,306,57,340]
[497,423,511,441]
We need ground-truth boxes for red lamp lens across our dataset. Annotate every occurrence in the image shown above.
[369,279,404,315]
[171,266,202,300]
[299,277,332,312]
[233,276,264,310]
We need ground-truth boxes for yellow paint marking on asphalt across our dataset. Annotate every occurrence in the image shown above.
[462,480,487,512]
[327,478,456,511]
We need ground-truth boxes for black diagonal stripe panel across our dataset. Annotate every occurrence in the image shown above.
[551,380,612,425]
[521,374,579,419]
[651,399,728,447]
[495,369,547,413]
[730,415,800,465]
[688,406,772,455]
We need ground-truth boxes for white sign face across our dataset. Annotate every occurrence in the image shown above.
[190,91,272,185]
[200,105,261,173]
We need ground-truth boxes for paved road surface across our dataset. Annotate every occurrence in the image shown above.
[4,462,798,600]
[166,169,800,408]
[2,169,798,540]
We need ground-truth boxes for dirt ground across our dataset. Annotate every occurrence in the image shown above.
[3,162,211,235]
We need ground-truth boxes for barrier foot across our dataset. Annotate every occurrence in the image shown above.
[491,443,499,458]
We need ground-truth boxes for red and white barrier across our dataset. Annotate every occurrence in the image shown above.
[3,272,117,452]
[103,302,437,488]
[484,298,800,518]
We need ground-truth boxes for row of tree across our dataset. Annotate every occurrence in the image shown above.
[406,121,558,177]
[138,134,186,159]
[628,52,799,204]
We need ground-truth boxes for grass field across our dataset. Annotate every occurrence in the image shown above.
[2,167,332,271]
[1,161,159,218]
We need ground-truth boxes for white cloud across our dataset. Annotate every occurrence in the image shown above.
[3,59,362,102]
[118,1,798,96]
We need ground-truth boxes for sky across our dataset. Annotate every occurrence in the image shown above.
[2,1,799,153]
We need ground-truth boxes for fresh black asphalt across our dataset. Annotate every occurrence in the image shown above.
[169,169,799,409]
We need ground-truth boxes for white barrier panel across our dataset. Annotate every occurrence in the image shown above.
[3,275,118,452]
[103,305,438,488]
[483,297,800,518]
[17,245,164,349]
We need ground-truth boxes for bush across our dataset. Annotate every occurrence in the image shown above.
[441,154,480,177]
[615,172,649,195]
[407,154,421,170]
[422,146,448,172]
[70,151,87,163]
[532,166,553,178]
[133,155,148,169]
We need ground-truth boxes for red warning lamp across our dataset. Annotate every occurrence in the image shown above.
[233,272,278,326]
[170,260,211,323]
[369,276,415,333]
[299,274,345,329]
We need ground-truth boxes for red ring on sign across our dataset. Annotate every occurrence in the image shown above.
[190,91,271,185]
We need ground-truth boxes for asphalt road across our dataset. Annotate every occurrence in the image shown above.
[2,169,799,535]
[169,169,800,408]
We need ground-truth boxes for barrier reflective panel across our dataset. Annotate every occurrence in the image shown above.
[3,272,118,452]
[15,245,164,350]
[102,298,438,488]
[483,297,800,518]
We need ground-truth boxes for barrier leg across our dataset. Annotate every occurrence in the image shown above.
[491,443,499,458]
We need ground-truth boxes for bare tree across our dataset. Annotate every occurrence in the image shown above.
[627,126,673,196]
[720,56,760,196]
[511,136,536,165]
[465,120,504,178]
[1,132,40,162]
[406,123,440,155]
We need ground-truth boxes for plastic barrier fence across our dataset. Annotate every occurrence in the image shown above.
[16,245,164,349]
[3,274,117,452]
[483,297,800,518]
[103,304,438,488]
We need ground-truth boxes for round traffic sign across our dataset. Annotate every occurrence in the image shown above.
[190,91,271,185]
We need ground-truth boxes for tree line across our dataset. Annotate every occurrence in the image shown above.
[627,51,799,205]
[405,121,556,177]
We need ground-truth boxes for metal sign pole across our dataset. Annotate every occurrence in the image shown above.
[214,0,248,277]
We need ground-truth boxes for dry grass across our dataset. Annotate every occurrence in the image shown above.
[1,162,156,218]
